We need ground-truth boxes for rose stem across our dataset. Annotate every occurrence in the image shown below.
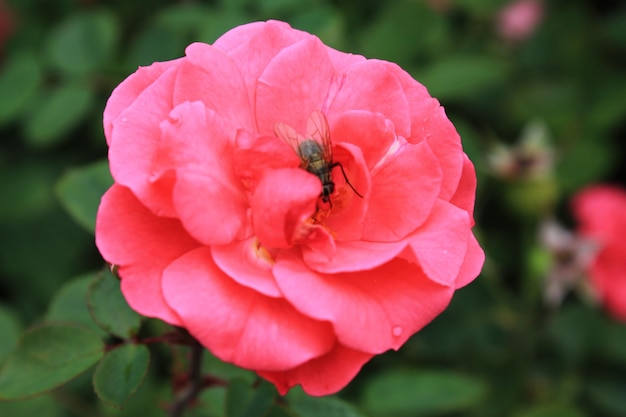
[169,339,204,417]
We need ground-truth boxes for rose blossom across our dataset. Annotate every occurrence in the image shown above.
[573,185,626,322]
[96,20,484,395]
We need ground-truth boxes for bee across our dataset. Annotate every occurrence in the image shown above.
[274,111,363,206]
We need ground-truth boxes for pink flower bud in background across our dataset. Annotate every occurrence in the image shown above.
[497,0,544,42]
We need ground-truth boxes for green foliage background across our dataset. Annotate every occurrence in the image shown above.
[1,0,626,416]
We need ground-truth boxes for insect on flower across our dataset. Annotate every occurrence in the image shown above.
[274,111,363,206]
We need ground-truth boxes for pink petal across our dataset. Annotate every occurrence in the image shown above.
[211,237,282,298]
[454,233,485,289]
[256,36,335,135]
[419,106,464,200]
[404,200,470,287]
[573,185,626,241]
[95,184,199,324]
[391,67,464,201]
[162,247,335,370]
[174,43,254,133]
[303,240,408,274]
[362,140,442,242]
[449,154,479,220]
[325,46,367,73]
[251,168,320,249]
[258,343,373,396]
[103,58,182,143]
[108,66,179,217]
[590,250,626,321]
[213,20,309,103]
[274,255,454,354]
[322,142,370,241]
[157,101,249,245]
[233,130,301,190]
[331,110,396,171]
[327,60,411,139]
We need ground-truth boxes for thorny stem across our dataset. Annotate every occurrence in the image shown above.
[169,339,205,417]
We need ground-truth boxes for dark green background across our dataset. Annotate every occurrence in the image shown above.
[1,0,626,416]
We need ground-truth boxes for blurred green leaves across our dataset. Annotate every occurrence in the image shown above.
[0,323,104,400]
[0,53,42,125]
[1,0,626,416]
[46,11,118,76]
[362,369,487,417]
[87,268,142,339]
[55,159,112,233]
[93,344,151,408]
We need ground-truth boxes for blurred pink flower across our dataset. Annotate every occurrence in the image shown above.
[96,20,484,395]
[573,185,626,322]
[497,0,544,41]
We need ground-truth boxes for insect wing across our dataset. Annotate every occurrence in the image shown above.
[274,121,307,157]
[306,110,333,162]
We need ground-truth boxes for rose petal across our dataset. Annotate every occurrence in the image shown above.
[449,154,479,221]
[162,247,335,370]
[234,130,301,190]
[213,20,309,95]
[303,240,408,274]
[256,36,335,135]
[274,255,454,354]
[404,200,470,287]
[157,101,248,245]
[108,66,178,217]
[362,140,442,242]
[258,343,373,396]
[103,59,182,143]
[211,237,282,298]
[331,110,396,171]
[174,43,254,133]
[573,185,626,242]
[590,250,626,321]
[391,66,464,200]
[454,233,485,289]
[323,142,370,241]
[251,168,320,248]
[95,184,199,324]
[327,60,411,138]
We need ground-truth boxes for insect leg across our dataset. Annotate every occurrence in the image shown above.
[332,162,364,198]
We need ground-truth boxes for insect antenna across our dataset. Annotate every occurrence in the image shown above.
[331,162,364,198]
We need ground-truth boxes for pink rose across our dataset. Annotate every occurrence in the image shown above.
[96,20,484,395]
[573,185,626,322]
[497,0,544,42]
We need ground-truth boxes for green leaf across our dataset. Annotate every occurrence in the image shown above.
[226,379,276,417]
[587,376,626,417]
[0,53,43,125]
[358,1,447,65]
[93,343,151,407]
[87,268,142,339]
[0,393,65,417]
[55,160,112,233]
[416,56,508,101]
[362,369,487,417]
[0,304,21,364]
[23,82,95,148]
[289,395,366,417]
[0,323,104,400]
[45,273,106,336]
[46,11,118,75]
[513,403,587,417]
[0,161,56,222]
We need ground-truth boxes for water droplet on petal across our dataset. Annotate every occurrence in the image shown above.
[392,326,403,337]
